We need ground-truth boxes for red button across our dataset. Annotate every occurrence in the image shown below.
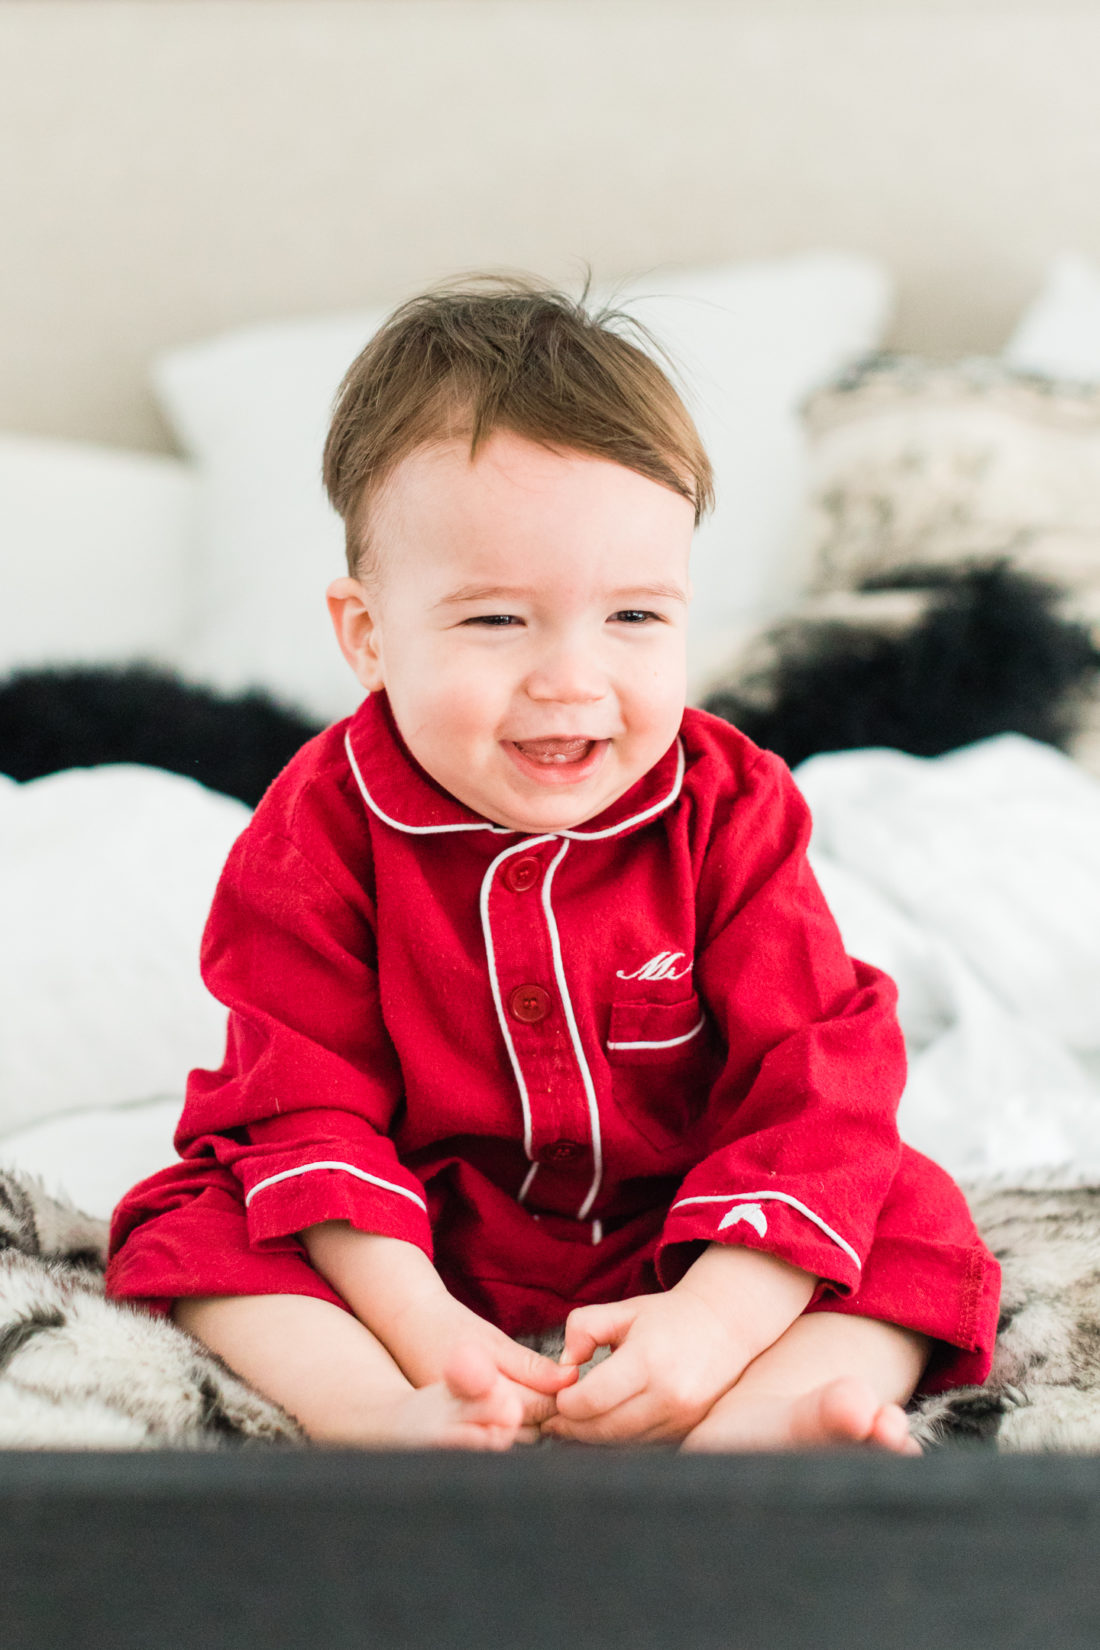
[508,984,551,1023]
[505,856,541,893]
[544,1139,583,1164]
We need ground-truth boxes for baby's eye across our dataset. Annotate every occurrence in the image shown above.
[611,609,661,625]
[463,614,523,627]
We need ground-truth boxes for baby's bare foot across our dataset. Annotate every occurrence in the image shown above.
[794,1378,921,1454]
[682,1376,921,1455]
[335,1344,526,1450]
[398,1344,527,1449]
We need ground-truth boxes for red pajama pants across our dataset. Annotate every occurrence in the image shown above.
[107,1140,998,1398]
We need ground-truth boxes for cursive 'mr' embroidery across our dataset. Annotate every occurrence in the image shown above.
[616,950,692,982]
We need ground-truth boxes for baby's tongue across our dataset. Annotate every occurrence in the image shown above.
[513,737,592,764]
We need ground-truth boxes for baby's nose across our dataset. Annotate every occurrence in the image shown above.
[525,646,607,703]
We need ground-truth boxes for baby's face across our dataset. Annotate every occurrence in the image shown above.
[329,429,695,834]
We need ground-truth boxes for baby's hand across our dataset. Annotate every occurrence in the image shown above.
[540,1288,750,1444]
[397,1292,578,1430]
[301,1223,576,1432]
[541,1245,817,1445]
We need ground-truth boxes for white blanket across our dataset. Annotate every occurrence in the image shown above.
[2,734,1099,1219]
[0,765,247,1135]
[800,735,1100,1181]
[0,765,247,1213]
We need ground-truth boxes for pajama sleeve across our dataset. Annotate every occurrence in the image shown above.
[656,749,906,1297]
[177,817,434,1259]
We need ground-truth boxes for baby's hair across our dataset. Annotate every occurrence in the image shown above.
[322,272,714,583]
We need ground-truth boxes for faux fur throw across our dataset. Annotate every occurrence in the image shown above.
[909,1180,1100,1452]
[0,1172,301,1448]
[1,1167,1097,1452]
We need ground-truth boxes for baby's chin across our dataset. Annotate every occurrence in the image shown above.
[437,740,657,834]
[474,773,637,836]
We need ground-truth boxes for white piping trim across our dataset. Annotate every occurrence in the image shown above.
[542,840,604,1221]
[560,739,685,840]
[591,1219,603,1245]
[346,729,684,843]
[244,1160,428,1213]
[345,729,513,837]
[607,1014,705,1052]
[670,1191,862,1273]
[479,836,558,1160]
[518,1161,540,1204]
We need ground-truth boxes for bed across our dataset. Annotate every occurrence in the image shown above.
[3,2,1100,1645]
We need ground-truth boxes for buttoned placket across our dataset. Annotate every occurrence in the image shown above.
[345,714,688,1235]
[479,836,603,1218]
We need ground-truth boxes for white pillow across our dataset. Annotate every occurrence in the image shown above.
[154,254,893,719]
[610,258,893,697]
[0,1097,182,1221]
[0,434,197,675]
[0,765,247,1135]
[1005,252,1100,382]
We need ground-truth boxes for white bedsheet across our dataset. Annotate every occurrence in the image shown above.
[2,733,1098,1221]
[801,735,1100,1181]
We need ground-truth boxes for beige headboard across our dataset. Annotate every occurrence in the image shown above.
[3,0,1100,453]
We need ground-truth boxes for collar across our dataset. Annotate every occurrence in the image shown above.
[343,692,685,844]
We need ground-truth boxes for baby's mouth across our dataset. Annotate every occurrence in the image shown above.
[510,737,597,766]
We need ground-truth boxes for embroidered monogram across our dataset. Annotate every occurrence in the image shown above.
[616,950,693,982]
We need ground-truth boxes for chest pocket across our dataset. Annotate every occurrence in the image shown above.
[605,993,717,1152]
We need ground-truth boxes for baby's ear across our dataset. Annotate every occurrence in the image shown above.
[327,577,385,693]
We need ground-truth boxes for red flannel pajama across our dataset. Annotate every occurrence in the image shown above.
[107,693,1000,1394]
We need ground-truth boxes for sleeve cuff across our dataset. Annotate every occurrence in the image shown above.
[243,1159,433,1257]
[656,1191,862,1295]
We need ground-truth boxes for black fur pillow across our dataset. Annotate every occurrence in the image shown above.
[704,561,1100,770]
[705,355,1100,768]
[0,665,323,807]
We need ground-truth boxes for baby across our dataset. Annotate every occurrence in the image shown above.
[107,278,1000,1451]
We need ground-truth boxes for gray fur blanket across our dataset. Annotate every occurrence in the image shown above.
[0,1168,1096,1452]
[0,1173,301,1448]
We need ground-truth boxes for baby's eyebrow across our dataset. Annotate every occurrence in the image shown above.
[433,584,532,607]
[434,581,688,607]
[607,583,688,604]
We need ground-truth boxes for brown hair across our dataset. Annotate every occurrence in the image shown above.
[322,273,714,581]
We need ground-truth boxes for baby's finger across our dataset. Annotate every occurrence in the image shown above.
[553,1343,647,1422]
[513,1384,560,1427]
[497,1338,578,1394]
[543,1391,659,1445]
[561,1300,638,1368]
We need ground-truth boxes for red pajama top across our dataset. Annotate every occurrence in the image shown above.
[109,691,935,1333]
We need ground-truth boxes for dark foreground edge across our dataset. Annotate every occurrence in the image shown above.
[0,1446,1096,1650]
